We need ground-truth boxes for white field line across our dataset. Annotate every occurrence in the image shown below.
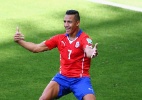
[89,0,142,12]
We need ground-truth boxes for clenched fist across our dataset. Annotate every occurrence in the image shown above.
[14,27,24,42]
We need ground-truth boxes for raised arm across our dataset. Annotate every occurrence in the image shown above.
[84,43,98,58]
[14,27,49,53]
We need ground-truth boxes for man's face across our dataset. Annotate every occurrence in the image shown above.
[64,15,80,34]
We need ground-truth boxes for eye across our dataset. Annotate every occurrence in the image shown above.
[68,21,72,23]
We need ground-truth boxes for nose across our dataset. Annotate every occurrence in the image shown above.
[64,22,69,27]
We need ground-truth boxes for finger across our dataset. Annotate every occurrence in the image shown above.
[93,43,98,50]
[94,43,98,48]
[20,34,24,39]
[14,35,24,41]
[16,32,22,35]
[16,26,19,33]
[14,34,20,39]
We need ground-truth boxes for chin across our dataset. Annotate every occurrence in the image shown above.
[66,31,71,34]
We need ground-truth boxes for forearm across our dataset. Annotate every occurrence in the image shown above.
[16,40,40,53]
[14,28,49,52]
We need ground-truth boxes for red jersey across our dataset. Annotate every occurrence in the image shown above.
[45,30,93,77]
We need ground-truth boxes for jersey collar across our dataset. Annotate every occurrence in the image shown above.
[65,29,82,37]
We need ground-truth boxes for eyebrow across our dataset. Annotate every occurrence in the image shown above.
[64,20,72,23]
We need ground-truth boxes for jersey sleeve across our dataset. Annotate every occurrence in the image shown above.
[44,35,59,50]
[82,36,93,49]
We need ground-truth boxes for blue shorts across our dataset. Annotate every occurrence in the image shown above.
[52,73,95,100]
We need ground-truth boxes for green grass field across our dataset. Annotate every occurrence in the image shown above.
[108,0,142,8]
[0,0,142,100]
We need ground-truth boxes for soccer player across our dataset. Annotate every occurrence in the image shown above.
[14,10,98,100]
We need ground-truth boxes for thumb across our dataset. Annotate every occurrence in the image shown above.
[93,43,98,51]
[94,43,98,48]
[16,26,19,33]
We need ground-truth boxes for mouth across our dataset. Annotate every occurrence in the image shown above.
[65,27,71,33]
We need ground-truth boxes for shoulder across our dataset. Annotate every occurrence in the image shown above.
[80,31,90,39]
[55,33,66,38]
[80,32,93,45]
[49,33,66,40]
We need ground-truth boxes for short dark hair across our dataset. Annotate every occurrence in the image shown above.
[66,10,80,21]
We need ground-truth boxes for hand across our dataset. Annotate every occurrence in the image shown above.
[91,43,98,58]
[14,27,24,42]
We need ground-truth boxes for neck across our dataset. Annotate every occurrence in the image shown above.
[68,36,77,41]
[69,28,80,39]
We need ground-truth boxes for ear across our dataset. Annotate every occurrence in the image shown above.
[76,21,80,26]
